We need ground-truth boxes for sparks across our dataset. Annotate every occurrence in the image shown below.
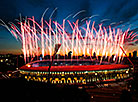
[1,17,138,63]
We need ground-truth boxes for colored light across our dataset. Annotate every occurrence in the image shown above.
[0,60,3,62]
[8,74,11,77]
[26,64,31,67]
[126,70,129,73]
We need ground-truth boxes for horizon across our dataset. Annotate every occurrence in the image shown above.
[0,50,138,57]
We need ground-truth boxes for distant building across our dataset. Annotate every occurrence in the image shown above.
[55,54,60,59]
[129,53,131,58]
[68,51,72,59]
[133,51,137,58]
[93,52,96,58]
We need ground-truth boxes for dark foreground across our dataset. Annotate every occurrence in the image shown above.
[1,78,137,102]
[1,78,90,102]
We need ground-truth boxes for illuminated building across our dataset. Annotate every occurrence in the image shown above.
[19,59,133,84]
[133,51,137,58]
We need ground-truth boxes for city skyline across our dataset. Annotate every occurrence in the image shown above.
[0,50,137,58]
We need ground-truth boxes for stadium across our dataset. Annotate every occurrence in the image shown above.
[19,59,133,84]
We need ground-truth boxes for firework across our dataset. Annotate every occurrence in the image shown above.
[1,16,137,63]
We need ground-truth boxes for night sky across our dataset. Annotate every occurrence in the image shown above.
[0,0,138,54]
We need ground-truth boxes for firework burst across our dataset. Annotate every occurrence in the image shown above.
[0,15,137,63]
